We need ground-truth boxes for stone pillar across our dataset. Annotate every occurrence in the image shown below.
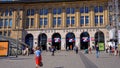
[61,38,66,50]
[35,9,39,28]
[62,8,66,28]
[90,6,94,27]
[104,6,108,26]
[75,38,80,50]
[12,9,17,29]
[75,7,80,27]
[48,8,52,28]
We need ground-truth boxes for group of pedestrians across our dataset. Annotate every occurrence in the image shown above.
[105,45,119,56]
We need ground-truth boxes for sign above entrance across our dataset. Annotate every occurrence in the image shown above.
[54,38,61,43]
[82,37,89,42]
[69,38,75,42]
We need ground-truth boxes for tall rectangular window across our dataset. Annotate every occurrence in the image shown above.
[58,8,62,14]
[44,9,48,15]
[9,19,12,27]
[27,9,30,16]
[44,18,47,26]
[85,16,89,24]
[26,18,29,27]
[85,7,89,13]
[0,32,2,35]
[53,8,57,14]
[9,9,12,16]
[40,9,43,15]
[66,17,70,26]
[100,15,103,24]
[53,17,56,26]
[80,16,84,25]
[5,9,8,16]
[71,16,75,25]
[31,18,34,26]
[5,19,8,27]
[80,7,84,13]
[8,31,11,36]
[4,31,7,36]
[95,16,98,24]
[31,9,35,16]
[0,19,3,28]
[94,6,98,13]
[66,8,70,14]
[71,8,75,14]
[58,17,61,26]
[99,6,103,13]
[39,18,43,26]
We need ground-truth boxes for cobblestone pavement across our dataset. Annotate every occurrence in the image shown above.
[0,50,120,68]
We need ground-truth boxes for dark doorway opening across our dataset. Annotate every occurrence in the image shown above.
[38,33,47,50]
[66,32,75,50]
[80,32,90,50]
[25,34,34,54]
[52,33,61,50]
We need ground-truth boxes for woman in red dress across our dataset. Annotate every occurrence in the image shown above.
[34,46,42,68]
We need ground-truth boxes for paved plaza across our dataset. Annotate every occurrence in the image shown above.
[0,50,120,68]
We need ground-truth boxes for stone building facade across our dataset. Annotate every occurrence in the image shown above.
[0,0,109,50]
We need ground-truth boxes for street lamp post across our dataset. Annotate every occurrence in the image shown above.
[16,9,21,57]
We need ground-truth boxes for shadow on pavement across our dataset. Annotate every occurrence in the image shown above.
[0,56,32,60]
[54,66,64,68]
[79,52,98,68]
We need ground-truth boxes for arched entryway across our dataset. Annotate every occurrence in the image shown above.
[66,32,75,50]
[95,31,105,50]
[25,34,34,54]
[38,33,47,50]
[80,32,90,49]
[52,33,61,50]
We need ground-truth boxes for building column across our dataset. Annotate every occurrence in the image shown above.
[12,9,17,29]
[48,8,52,28]
[62,8,66,28]
[35,9,39,28]
[104,6,108,26]
[34,38,38,48]
[61,38,66,50]
[90,6,94,27]
[75,7,80,27]
[19,9,23,29]
[76,37,80,50]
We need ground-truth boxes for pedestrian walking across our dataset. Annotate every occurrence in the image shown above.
[88,45,92,54]
[51,46,55,56]
[34,46,42,68]
[96,44,99,58]
[23,46,29,56]
[109,45,112,55]
[26,46,29,56]
[73,46,78,54]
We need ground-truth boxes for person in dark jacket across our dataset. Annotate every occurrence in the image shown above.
[96,44,99,58]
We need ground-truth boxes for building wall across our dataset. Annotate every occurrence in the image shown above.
[0,0,109,50]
